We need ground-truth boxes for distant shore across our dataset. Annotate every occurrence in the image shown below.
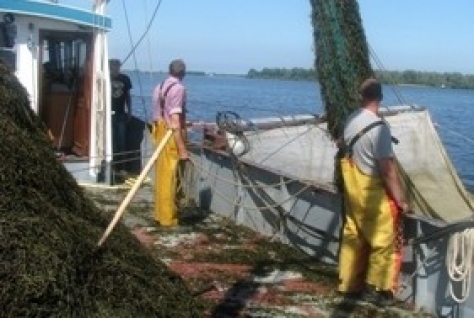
[125,68,474,89]
[246,68,474,89]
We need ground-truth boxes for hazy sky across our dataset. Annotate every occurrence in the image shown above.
[63,0,474,74]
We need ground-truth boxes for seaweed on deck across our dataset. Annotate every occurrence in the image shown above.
[0,59,208,317]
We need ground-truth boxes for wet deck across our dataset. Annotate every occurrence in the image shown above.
[85,184,429,318]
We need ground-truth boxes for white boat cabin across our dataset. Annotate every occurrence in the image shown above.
[0,0,113,184]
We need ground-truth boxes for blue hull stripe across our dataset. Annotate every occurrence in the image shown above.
[0,0,111,30]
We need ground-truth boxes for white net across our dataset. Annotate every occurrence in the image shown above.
[389,108,473,222]
[240,108,473,223]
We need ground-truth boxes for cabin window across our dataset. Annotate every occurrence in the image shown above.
[42,37,88,93]
[0,13,17,71]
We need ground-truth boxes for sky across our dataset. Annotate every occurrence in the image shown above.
[62,0,474,75]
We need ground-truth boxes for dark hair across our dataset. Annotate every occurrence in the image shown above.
[359,78,383,101]
[109,59,121,66]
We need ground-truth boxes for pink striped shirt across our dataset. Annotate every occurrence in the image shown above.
[152,76,186,125]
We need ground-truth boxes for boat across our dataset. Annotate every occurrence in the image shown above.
[2,0,474,317]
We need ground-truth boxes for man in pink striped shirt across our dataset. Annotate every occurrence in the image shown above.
[151,59,188,229]
[152,59,188,159]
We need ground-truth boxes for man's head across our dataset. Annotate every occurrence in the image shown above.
[359,78,383,103]
[169,59,186,79]
[109,59,121,77]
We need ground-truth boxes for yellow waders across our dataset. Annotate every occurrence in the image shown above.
[338,157,402,293]
[152,119,186,227]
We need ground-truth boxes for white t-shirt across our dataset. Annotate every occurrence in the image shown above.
[343,108,393,176]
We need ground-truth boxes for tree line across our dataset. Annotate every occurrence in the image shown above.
[246,67,474,89]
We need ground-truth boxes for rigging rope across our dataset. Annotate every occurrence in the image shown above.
[258,125,315,165]
[446,229,474,303]
[368,44,409,107]
[121,0,149,120]
[190,159,311,211]
[121,0,164,65]
[435,123,474,145]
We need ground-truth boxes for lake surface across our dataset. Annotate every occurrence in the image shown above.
[128,72,474,191]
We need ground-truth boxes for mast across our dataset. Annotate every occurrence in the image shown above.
[310,0,373,140]
[90,0,112,182]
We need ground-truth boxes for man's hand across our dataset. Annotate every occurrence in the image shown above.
[178,148,189,161]
[398,200,411,214]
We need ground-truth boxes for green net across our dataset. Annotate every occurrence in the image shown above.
[310,0,374,139]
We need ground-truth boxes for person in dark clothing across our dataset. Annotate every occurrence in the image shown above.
[109,59,132,175]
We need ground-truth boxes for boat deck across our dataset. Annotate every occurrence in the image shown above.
[85,185,429,318]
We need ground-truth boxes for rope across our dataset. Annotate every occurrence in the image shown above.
[66,149,150,174]
[368,44,409,107]
[398,240,440,294]
[435,122,474,145]
[188,112,330,219]
[397,216,474,304]
[120,0,150,122]
[259,125,315,165]
[121,0,164,65]
[189,157,312,211]
[446,229,474,303]
[184,155,310,240]
[66,143,312,190]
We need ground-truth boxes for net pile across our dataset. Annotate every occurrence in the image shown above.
[0,60,207,317]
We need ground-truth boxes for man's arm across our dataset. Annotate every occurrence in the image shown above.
[169,113,188,160]
[125,76,132,120]
[378,157,410,213]
[125,91,132,119]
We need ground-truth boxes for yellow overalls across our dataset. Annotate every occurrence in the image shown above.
[338,157,402,293]
[152,120,186,227]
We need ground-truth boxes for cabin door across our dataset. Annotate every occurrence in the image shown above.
[39,31,92,157]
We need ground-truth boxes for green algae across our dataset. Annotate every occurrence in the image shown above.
[0,59,208,317]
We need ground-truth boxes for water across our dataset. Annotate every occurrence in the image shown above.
[128,72,474,191]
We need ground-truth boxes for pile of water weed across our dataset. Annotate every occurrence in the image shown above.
[0,60,208,317]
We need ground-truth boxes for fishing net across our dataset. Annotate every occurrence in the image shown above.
[0,60,208,317]
[310,0,373,139]
[237,108,474,224]
[389,109,474,223]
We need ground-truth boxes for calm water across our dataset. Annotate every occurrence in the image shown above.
[128,73,474,191]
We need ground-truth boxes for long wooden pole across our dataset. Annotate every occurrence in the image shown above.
[97,129,173,247]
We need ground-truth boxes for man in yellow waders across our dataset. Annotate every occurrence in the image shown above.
[338,78,410,306]
[151,59,188,230]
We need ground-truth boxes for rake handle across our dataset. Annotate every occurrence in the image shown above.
[97,129,173,247]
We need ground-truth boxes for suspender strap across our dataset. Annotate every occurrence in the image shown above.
[343,120,400,157]
[340,119,399,158]
[159,81,177,116]
[347,120,385,150]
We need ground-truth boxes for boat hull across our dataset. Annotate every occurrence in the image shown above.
[189,146,343,263]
